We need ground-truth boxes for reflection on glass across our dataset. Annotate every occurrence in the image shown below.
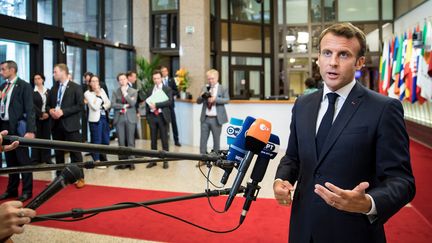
[66,46,82,84]
[105,47,128,96]
[338,0,378,21]
[221,56,229,88]
[324,0,335,22]
[43,40,54,89]
[231,24,270,53]
[265,58,271,97]
[0,0,26,19]
[286,0,308,24]
[152,13,177,49]
[63,0,99,37]
[231,56,262,65]
[151,0,178,11]
[233,70,246,96]
[37,0,52,25]
[311,26,322,52]
[86,49,99,76]
[105,0,130,44]
[285,26,309,54]
[0,39,30,83]
[249,70,260,98]
[230,0,270,23]
[311,0,321,23]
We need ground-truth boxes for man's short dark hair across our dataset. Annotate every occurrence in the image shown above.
[83,72,94,78]
[126,70,137,77]
[152,69,162,77]
[304,77,316,89]
[1,60,18,73]
[318,22,367,58]
[117,72,127,81]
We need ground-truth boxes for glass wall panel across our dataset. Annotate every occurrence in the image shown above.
[86,49,99,76]
[221,56,229,88]
[0,39,30,83]
[37,0,52,25]
[0,0,26,19]
[249,70,260,98]
[231,56,262,65]
[382,0,393,20]
[311,0,321,23]
[231,24,270,53]
[152,13,178,49]
[311,25,322,53]
[231,0,270,23]
[43,40,54,89]
[265,57,271,97]
[286,0,308,24]
[323,0,335,22]
[105,47,128,96]
[285,26,309,54]
[63,0,99,37]
[151,0,178,11]
[66,45,82,83]
[338,0,378,21]
[105,0,130,44]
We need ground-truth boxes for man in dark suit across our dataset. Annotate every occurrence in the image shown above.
[273,23,415,243]
[47,63,85,188]
[144,70,172,169]
[161,66,181,146]
[0,60,36,202]
[197,69,229,166]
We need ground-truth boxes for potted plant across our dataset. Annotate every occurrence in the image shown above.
[175,68,190,99]
[136,54,161,93]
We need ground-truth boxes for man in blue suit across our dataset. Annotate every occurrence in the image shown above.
[273,22,415,243]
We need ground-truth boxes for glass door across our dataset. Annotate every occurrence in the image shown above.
[230,66,263,100]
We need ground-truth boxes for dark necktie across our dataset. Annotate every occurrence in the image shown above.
[316,93,339,157]
[56,84,63,107]
[207,86,214,110]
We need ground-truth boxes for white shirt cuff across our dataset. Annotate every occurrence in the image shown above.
[365,194,377,215]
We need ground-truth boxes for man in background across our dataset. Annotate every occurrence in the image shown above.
[161,66,181,146]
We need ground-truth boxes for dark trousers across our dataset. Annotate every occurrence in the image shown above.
[0,121,33,195]
[52,123,83,176]
[31,118,51,164]
[147,113,169,151]
[170,107,179,143]
[89,116,110,161]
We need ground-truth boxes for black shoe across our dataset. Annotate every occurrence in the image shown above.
[146,162,157,168]
[0,192,18,200]
[18,194,32,202]
[175,142,181,147]
[163,162,169,169]
[129,164,135,170]
[114,165,126,170]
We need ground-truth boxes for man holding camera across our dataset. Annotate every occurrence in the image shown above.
[196,69,229,166]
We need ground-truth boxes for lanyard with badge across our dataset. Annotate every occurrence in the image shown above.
[0,78,17,116]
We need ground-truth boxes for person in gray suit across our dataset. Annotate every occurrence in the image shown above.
[111,73,138,170]
[197,69,229,166]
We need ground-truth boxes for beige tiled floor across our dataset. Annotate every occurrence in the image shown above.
[12,139,285,243]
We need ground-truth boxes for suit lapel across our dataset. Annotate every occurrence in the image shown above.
[9,78,20,102]
[60,81,72,107]
[303,89,323,163]
[315,82,365,169]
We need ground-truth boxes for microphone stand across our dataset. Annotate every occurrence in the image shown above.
[3,135,221,162]
[31,186,246,223]
[0,158,182,175]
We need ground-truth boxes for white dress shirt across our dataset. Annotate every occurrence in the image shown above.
[1,76,18,121]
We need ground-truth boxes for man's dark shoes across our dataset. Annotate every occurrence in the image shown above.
[18,194,32,202]
[0,192,18,200]
[146,162,157,168]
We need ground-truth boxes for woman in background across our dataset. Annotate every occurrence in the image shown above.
[84,75,111,167]
[31,73,51,164]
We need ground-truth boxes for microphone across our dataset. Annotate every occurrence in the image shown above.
[26,165,83,209]
[224,118,272,211]
[221,116,256,186]
[240,134,280,224]
[226,117,243,145]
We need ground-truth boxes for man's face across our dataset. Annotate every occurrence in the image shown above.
[127,73,137,84]
[53,66,66,82]
[161,68,169,78]
[0,64,14,80]
[318,33,365,91]
[84,75,92,83]
[207,74,218,86]
[152,73,162,85]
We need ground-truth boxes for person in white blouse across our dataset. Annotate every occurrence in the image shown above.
[84,75,111,166]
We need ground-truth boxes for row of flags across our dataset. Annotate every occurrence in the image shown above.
[379,19,432,104]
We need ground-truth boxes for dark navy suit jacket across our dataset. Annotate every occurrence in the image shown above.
[275,82,415,243]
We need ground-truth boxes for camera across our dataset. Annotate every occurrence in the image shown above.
[201,91,212,99]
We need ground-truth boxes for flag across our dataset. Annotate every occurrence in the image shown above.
[379,41,390,94]
[417,20,432,103]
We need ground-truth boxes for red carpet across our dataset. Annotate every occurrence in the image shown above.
[0,140,430,242]
[0,178,431,242]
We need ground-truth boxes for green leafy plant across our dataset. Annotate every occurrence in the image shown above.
[136,54,161,92]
